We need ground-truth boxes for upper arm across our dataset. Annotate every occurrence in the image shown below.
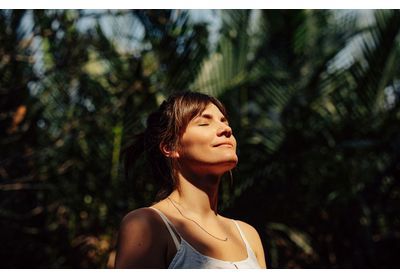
[115,209,166,268]
[238,221,267,269]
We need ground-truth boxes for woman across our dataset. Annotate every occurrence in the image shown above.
[115,91,266,269]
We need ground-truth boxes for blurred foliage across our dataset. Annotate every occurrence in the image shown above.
[1,9,400,268]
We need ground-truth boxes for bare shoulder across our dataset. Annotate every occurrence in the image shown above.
[118,207,168,246]
[235,220,263,251]
[218,215,259,239]
[115,207,167,268]
[235,220,259,238]
[120,207,160,228]
[235,219,267,269]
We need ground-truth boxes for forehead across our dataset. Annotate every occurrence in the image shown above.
[193,103,225,119]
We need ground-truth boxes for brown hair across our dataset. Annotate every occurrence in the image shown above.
[124,91,229,202]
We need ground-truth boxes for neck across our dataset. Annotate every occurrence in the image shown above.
[169,171,221,217]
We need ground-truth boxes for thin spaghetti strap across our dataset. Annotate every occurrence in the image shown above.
[232,220,251,250]
[148,207,181,250]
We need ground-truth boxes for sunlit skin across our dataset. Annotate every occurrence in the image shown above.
[158,103,266,267]
[177,103,238,176]
[115,103,267,268]
[161,103,238,218]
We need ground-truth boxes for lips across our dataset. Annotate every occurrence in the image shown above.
[213,142,234,148]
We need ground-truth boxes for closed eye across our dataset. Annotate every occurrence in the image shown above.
[198,124,209,126]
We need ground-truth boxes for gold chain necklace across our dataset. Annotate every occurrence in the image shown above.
[167,197,228,242]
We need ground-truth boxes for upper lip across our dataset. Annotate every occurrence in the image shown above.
[213,142,234,147]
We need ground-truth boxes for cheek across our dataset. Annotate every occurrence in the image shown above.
[180,132,213,153]
[185,139,211,151]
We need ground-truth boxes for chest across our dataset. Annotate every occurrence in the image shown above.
[165,218,249,264]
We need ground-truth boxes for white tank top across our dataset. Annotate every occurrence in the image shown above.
[149,207,262,269]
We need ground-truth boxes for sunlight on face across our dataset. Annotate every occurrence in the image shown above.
[177,103,238,175]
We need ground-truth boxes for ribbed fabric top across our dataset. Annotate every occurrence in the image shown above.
[149,207,261,269]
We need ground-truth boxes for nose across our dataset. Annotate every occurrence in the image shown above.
[217,123,232,137]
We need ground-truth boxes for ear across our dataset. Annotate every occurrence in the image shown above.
[160,142,180,158]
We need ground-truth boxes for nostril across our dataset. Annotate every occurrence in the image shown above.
[217,124,233,137]
[224,129,232,137]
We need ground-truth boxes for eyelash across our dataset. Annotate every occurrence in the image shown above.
[198,123,230,126]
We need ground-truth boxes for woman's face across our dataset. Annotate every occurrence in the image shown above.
[176,103,238,175]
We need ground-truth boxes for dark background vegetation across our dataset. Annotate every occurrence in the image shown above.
[1,9,400,268]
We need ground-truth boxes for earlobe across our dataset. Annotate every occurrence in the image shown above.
[160,143,180,158]
[170,151,180,158]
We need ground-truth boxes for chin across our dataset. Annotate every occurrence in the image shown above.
[182,155,238,175]
[212,159,238,174]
